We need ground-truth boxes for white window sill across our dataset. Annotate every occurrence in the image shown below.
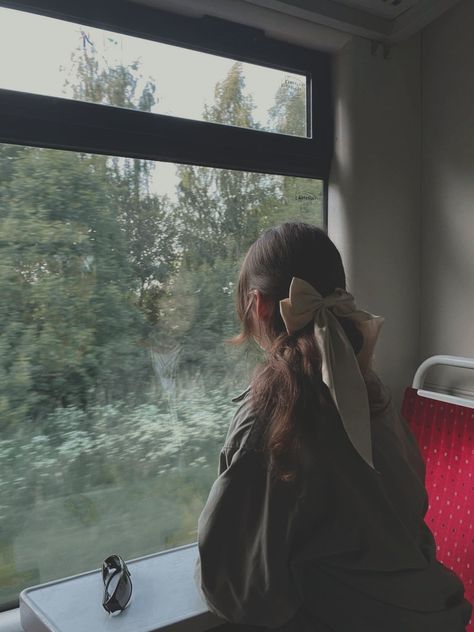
[1,544,222,632]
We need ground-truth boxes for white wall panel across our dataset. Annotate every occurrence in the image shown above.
[421,0,474,396]
[329,35,422,402]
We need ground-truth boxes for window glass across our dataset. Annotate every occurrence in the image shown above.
[0,140,323,604]
[0,6,309,137]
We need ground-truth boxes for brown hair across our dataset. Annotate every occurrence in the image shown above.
[233,222,362,481]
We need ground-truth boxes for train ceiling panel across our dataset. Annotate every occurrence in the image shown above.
[242,0,462,40]
[133,0,462,46]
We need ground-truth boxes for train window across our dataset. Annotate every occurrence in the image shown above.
[0,0,330,608]
[0,6,309,137]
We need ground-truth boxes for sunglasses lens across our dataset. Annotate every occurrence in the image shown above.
[114,573,132,607]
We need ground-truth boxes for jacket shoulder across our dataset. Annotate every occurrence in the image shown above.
[224,389,263,452]
[219,389,267,476]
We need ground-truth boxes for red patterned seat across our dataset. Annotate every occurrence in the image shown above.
[402,387,474,630]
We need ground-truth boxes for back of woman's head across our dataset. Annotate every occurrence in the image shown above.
[235,222,362,481]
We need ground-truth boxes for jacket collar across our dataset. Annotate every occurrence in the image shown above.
[231,385,251,403]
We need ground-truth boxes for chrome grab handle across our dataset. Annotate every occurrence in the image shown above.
[412,355,474,409]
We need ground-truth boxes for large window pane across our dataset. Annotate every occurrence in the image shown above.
[0,6,308,137]
[0,141,323,605]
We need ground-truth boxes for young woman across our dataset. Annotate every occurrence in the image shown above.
[195,222,472,631]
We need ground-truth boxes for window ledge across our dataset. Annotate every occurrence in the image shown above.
[9,544,221,632]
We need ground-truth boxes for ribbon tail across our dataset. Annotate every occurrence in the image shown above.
[314,312,376,471]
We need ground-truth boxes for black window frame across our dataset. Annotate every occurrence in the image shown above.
[0,0,333,186]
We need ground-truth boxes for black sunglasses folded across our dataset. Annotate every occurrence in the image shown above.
[102,554,132,615]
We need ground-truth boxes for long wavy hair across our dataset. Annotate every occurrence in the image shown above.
[233,222,363,481]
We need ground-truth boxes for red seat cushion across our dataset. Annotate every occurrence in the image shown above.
[402,387,474,630]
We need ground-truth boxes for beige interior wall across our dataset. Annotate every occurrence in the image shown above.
[328,35,422,404]
[420,0,474,395]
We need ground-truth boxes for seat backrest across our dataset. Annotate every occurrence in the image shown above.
[402,387,474,630]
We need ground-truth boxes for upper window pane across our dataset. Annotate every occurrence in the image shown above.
[0,7,309,137]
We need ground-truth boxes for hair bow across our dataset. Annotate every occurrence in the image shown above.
[279,277,384,471]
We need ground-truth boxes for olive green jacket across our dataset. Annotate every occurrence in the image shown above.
[195,372,472,631]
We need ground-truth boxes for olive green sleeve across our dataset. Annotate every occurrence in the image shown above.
[195,447,303,628]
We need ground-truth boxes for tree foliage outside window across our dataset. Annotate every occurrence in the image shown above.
[0,40,323,605]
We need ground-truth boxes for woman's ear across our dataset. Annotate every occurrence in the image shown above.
[254,290,273,321]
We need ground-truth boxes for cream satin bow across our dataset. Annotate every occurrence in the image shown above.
[279,277,384,471]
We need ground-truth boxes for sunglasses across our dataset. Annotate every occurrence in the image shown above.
[102,554,132,615]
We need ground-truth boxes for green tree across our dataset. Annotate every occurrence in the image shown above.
[175,63,279,262]
[0,42,174,431]
[66,37,156,111]
[68,39,178,316]
[268,76,307,137]
[203,62,256,129]
[165,63,278,379]
[0,147,150,430]
[269,77,324,226]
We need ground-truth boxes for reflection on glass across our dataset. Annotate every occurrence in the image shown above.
[0,7,308,137]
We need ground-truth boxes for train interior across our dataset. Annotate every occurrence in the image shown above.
[0,0,472,630]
